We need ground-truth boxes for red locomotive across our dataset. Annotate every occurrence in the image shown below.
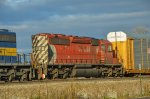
[32,33,122,79]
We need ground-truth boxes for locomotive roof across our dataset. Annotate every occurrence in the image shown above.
[0,29,16,35]
[32,33,100,40]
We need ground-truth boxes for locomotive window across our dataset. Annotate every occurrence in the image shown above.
[0,34,16,42]
[51,38,70,45]
[108,45,112,52]
[101,44,105,51]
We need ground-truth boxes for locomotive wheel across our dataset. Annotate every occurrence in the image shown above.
[101,72,105,78]
[8,75,12,82]
[19,74,26,82]
[27,72,32,81]
[19,76,24,82]
[52,73,58,79]
[108,69,113,77]
[52,69,58,79]
[5,75,12,82]
[63,73,68,79]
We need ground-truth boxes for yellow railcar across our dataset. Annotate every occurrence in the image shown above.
[107,31,150,74]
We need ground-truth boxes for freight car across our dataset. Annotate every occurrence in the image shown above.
[31,33,123,79]
[107,31,150,76]
[0,29,31,81]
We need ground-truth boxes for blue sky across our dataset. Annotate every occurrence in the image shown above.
[0,0,150,53]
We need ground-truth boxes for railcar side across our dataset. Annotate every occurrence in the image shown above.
[107,31,150,76]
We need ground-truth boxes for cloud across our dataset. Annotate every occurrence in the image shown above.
[48,11,150,23]
[0,24,29,31]
[1,11,149,36]
[7,0,29,3]
[3,0,48,8]
[1,11,150,30]
[0,0,149,53]
[3,0,31,10]
[0,0,150,24]
[0,0,5,4]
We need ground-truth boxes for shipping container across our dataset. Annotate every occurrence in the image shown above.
[0,42,16,48]
[107,31,150,74]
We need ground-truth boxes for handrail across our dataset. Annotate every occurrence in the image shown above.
[48,59,100,65]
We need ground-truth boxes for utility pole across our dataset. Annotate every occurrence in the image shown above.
[115,32,118,57]
[139,64,142,96]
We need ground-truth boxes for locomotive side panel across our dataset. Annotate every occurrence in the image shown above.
[48,34,101,64]
[0,29,17,63]
[52,44,100,64]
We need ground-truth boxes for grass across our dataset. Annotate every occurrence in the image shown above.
[0,78,150,99]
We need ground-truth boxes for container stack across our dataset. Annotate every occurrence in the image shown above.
[0,29,17,63]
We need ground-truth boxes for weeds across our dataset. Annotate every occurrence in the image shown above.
[0,79,150,99]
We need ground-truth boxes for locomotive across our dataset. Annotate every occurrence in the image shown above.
[0,29,150,81]
[0,29,31,81]
[31,33,122,79]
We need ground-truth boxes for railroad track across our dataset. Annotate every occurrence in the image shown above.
[0,76,150,85]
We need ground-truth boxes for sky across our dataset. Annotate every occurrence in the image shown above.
[0,0,150,53]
